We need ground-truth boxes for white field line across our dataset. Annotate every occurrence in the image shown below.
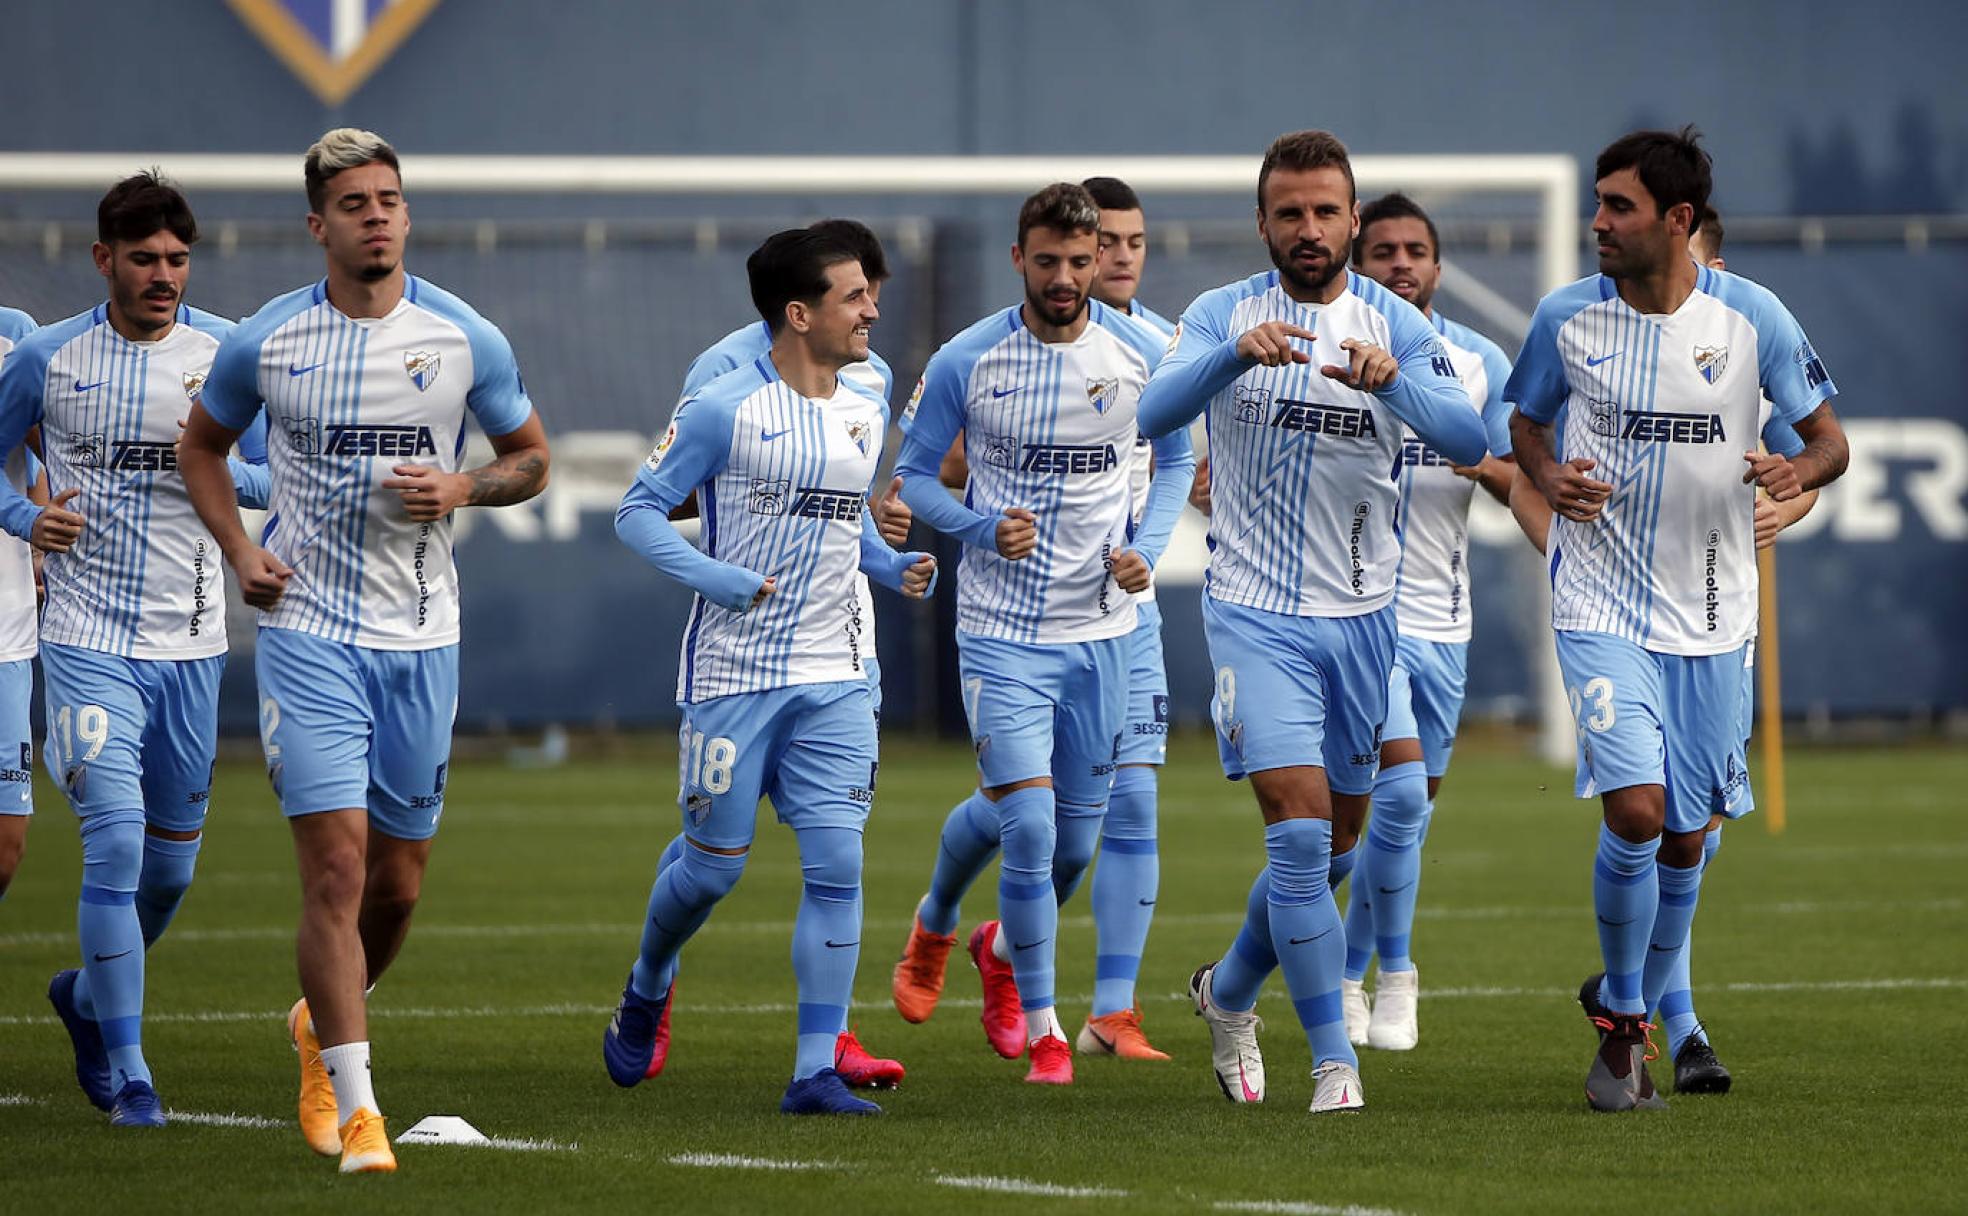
[934,1174,1127,1198]
[0,1092,33,1106]
[1214,1202,1409,1216]
[0,1092,573,1151]
[669,1152,836,1171]
[167,1110,287,1130]
[480,1135,578,1152]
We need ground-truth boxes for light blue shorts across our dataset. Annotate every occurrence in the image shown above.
[1556,630,1751,835]
[1118,600,1170,767]
[1204,597,1396,795]
[1380,635,1469,779]
[676,679,877,850]
[256,627,459,840]
[956,631,1128,807]
[0,658,35,817]
[866,655,883,723]
[40,643,223,832]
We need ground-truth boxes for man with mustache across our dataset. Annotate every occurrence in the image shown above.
[1137,130,1488,1115]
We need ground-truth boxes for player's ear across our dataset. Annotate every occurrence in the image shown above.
[1010,242,1025,275]
[1667,201,1695,238]
[306,212,328,248]
[91,241,113,280]
[785,299,810,336]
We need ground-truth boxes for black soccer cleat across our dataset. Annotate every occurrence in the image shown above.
[1673,1032,1733,1095]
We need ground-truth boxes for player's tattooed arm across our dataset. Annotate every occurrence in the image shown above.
[1744,401,1848,500]
[387,413,551,520]
[1510,411,1610,523]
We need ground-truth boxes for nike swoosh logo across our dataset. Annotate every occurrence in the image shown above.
[1377,882,1415,896]
[1585,351,1622,367]
[1137,898,1157,907]
[287,363,325,377]
[73,379,108,392]
[1286,929,1334,946]
[824,939,859,949]
[991,387,1022,398]
[760,427,792,442]
[1085,1025,1115,1052]
[1238,1066,1261,1102]
[93,949,133,962]
[1013,938,1046,952]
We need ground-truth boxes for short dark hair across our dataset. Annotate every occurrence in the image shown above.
[1081,176,1143,213]
[807,218,889,283]
[97,170,198,246]
[1354,192,1439,264]
[747,228,860,334]
[1595,126,1712,231]
[1258,129,1355,209]
[304,128,401,213]
[1692,204,1725,259]
[1016,182,1100,247]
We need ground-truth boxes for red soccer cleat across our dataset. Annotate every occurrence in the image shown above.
[1025,1034,1073,1085]
[642,978,675,1078]
[834,1028,906,1089]
[967,921,1028,1059]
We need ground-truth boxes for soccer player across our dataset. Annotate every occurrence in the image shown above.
[599,228,934,1116]
[181,129,552,1171]
[638,218,908,1089]
[1506,128,1846,1111]
[887,183,1192,1085]
[0,173,261,1127]
[0,304,36,906]
[1136,130,1487,1114]
[1337,193,1516,1052]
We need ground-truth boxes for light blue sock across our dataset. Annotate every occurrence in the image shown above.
[78,812,150,1091]
[995,786,1058,1012]
[1265,819,1354,1069]
[1642,859,1704,1024]
[134,833,202,948]
[1364,761,1428,973]
[1050,802,1105,906]
[1343,854,1374,982]
[1209,866,1277,1013]
[1090,765,1158,1016]
[792,826,862,1080]
[920,791,999,936]
[1659,828,1723,1053]
[630,840,746,1002]
[1327,843,1358,890]
[1592,824,1660,1015]
[634,835,689,996]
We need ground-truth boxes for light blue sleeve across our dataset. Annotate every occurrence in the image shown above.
[461,319,533,438]
[1137,289,1247,438]
[228,413,272,509]
[1133,427,1195,569]
[1474,337,1515,458]
[1503,295,1574,426]
[1372,292,1486,466]
[615,390,763,611]
[200,324,267,434]
[868,348,895,399]
[681,324,766,398]
[1749,294,1836,430]
[858,508,937,596]
[0,332,51,539]
[893,346,1000,552]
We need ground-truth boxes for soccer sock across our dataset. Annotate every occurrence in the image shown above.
[1050,802,1105,906]
[629,841,747,1002]
[319,1041,379,1118]
[1327,842,1358,890]
[1090,765,1158,1017]
[919,791,999,936]
[77,812,149,1091]
[1659,828,1723,1053]
[1642,859,1704,1030]
[1265,818,1354,1069]
[995,785,1059,1018]
[1592,824,1661,1015]
[1209,866,1278,1013]
[1343,854,1374,983]
[1027,1006,1065,1043]
[1363,761,1429,973]
[134,832,202,948]
[791,826,863,1080]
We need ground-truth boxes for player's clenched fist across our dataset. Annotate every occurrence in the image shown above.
[996,506,1037,560]
[227,545,294,610]
[1321,338,1398,391]
[1742,450,1804,502]
[29,488,84,554]
[874,476,911,547]
[1539,457,1613,523]
[1110,548,1151,594]
[1188,456,1212,516]
[899,553,936,600]
[1235,321,1316,367]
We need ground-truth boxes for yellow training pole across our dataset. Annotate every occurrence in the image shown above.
[1757,544,1787,834]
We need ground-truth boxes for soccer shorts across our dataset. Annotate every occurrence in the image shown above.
[257,627,459,840]
[675,679,877,851]
[956,631,1128,807]
[1555,630,1752,834]
[1380,636,1469,779]
[1117,600,1170,767]
[1203,597,1396,795]
[865,655,883,723]
[40,643,222,832]
[0,658,34,816]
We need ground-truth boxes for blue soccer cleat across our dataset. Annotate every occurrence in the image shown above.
[108,1079,165,1128]
[47,970,113,1111]
[602,978,670,1088]
[780,1067,881,1116]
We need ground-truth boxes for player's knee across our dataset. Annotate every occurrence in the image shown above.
[997,791,1057,872]
[1659,829,1706,869]
[1602,789,1665,842]
[798,827,862,897]
[79,812,146,893]
[1263,818,1331,904]
[1103,766,1157,840]
[675,841,748,905]
[1367,761,1429,850]
[301,839,369,909]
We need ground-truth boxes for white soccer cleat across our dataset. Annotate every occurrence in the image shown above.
[1308,1060,1365,1113]
[1342,977,1371,1047]
[1190,963,1265,1103]
[1366,967,1418,1051]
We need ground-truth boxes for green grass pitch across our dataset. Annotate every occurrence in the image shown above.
[2,733,1964,1214]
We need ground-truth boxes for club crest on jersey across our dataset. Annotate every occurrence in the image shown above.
[748,478,791,516]
[1232,385,1271,425]
[845,419,873,457]
[69,433,106,468]
[182,370,208,400]
[287,417,321,455]
[404,350,441,392]
[1085,377,1120,415]
[1585,395,1617,437]
[977,432,1018,470]
[1693,345,1729,385]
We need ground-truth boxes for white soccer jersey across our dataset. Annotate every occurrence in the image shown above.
[1507,266,1834,656]
[1391,313,1516,643]
[201,277,535,650]
[0,304,237,659]
[0,308,35,661]
[1142,271,1483,618]
[637,357,890,702]
[896,301,1176,645]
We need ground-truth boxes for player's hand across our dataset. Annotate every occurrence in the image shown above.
[1742,450,1805,501]
[1753,495,1781,550]
[228,546,293,610]
[29,489,83,554]
[1111,548,1152,594]
[899,553,936,600]
[1235,322,1316,367]
[1321,338,1398,392]
[1540,458,1612,523]
[383,464,472,522]
[1450,462,1482,482]
[996,507,1037,560]
[747,576,778,612]
[1188,456,1212,516]
[874,477,911,547]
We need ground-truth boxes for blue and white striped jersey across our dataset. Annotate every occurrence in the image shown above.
[633,358,892,702]
[1138,270,1486,618]
[1391,312,1515,643]
[895,301,1191,645]
[0,304,240,659]
[201,277,535,650]
[0,307,36,662]
[1506,266,1834,656]
[1124,301,1176,607]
